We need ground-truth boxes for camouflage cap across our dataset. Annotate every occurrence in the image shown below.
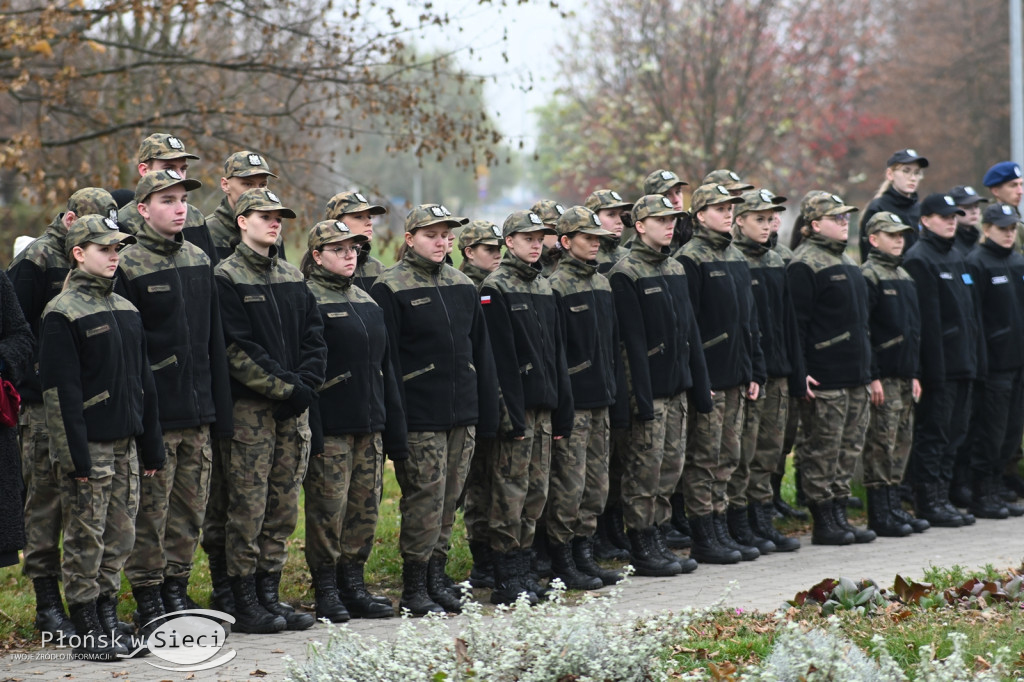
[585,189,633,213]
[458,219,503,251]
[690,183,744,214]
[134,169,202,203]
[65,214,136,256]
[802,192,859,222]
[307,220,368,251]
[325,191,387,219]
[702,169,754,191]
[865,211,912,235]
[735,189,786,218]
[234,188,296,220]
[632,194,685,223]
[405,204,464,233]
[223,151,277,179]
[137,133,200,162]
[67,188,118,223]
[759,188,788,205]
[530,199,566,226]
[557,205,613,237]
[502,210,556,238]
[643,169,688,196]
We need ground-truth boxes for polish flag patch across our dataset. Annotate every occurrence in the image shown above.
[480,295,492,305]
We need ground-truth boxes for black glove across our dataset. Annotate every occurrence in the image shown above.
[273,384,314,421]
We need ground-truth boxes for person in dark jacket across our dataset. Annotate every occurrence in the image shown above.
[117,133,217,264]
[609,194,712,577]
[902,193,980,528]
[458,219,503,287]
[531,200,566,277]
[731,189,803,554]
[325,191,389,291]
[643,169,691,249]
[545,206,623,590]
[40,215,164,660]
[301,220,406,622]
[860,211,926,537]
[216,188,326,634]
[982,161,1024,254]
[586,189,633,275]
[480,209,573,604]
[371,204,499,615]
[206,151,286,262]
[858,149,927,262]
[116,170,234,630]
[963,203,1024,519]
[788,192,875,546]
[949,185,987,257]
[8,188,118,639]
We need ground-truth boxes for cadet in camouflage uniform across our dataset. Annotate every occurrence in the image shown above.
[8,188,118,639]
[370,205,499,615]
[788,193,875,546]
[216,188,326,633]
[39,216,163,660]
[116,171,234,629]
[480,209,573,604]
[301,219,406,621]
[643,169,691,250]
[731,190,803,554]
[677,184,765,563]
[531,200,566,277]
[546,206,623,588]
[702,169,755,198]
[586,190,633,275]
[325,191,389,291]
[118,133,217,263]
[609,195,712,577]
[456,219,503,587]
[860,212,925,536]
[206,151,286,261]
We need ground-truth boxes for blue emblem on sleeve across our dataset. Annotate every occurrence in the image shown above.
[961,273,973,285]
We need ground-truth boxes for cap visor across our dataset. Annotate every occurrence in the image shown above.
[250,204,296,218]
[320,233,369,246]
[232,170,279,179]
[575,227,616,237]
[410,218,463,232]
[152,152,201,161]
[94,232,137,247]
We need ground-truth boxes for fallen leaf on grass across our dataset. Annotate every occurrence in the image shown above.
[250,670,268,677]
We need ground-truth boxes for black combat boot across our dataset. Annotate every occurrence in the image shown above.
[938,484,975,525]
[399,560,444,615]
[490,550,535,605]
[520,549,549,600]
[949,474,973,509]
[995,478,1024,516]
[713,512,759,561]
[254,572,315,630]
[771,472,808,520]
[131,584,166,637]
[310,565,350,623]
[887,485,929,533]
[832,497,876,543]
[230,575,286,633]
[866,486,912,537]
[427,555,464,613]
[337,562,393,618]
[653,525,696,574]
[549,541,603,590]
[626,527,682,576]
[915,483,963,527]
[749,503,800,552]
[668,493,693,548]
[161,576,200,613]
[207,552,235,613]
[594,511,630,560]
[32,576,76,640]
[969,478,1009,519]
[659,522,692,549]
[605,504,632,554]
[727,506,775,554]
[571,536,623,586]
[809,499,854,545]
[530,532,553,579]
[468,541,495,589]
[69,601,119,662]
[97,594,146,658]
[688,513,741,564]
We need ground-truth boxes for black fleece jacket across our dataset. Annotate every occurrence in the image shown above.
[965,239,1024,375]
[861,251,921,381]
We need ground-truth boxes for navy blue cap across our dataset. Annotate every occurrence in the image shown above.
[886,148,929,168]
[920,193,966,217]
[948,185,989,206]
[982,161,1023,188]
[983,203,1019,228]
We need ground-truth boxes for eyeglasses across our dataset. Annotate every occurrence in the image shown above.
[896,167,925,179]
[824,213,850,224]
[322,244,360,256]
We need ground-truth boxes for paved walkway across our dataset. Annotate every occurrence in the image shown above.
[3,515,1022,681]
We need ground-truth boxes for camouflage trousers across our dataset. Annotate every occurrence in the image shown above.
[225,399,311,578]
[20,403,63,580]
[394,426,476,562]
[737,377,790,506]
[863,378,915,487]
[57,437,139,606]
[304,432,383,569]
[621,395,686,531]
[795,386,870,503]
[682,386,744,517]
[124,426,212,587]
[199,436,228,557]
[546,407,610,544]
[462,436,495,544]
[489,410,551,553]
